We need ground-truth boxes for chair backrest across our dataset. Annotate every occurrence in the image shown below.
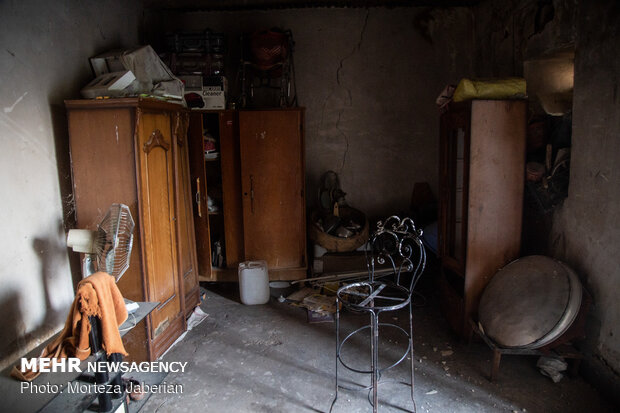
[366,216,426,293]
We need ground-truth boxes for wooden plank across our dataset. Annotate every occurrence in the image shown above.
[464,100,526,330]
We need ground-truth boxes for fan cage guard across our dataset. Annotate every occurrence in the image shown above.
[94,203,135,282]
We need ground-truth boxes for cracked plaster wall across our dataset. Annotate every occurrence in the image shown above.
[149,7,474,219]
[0,0,142,370]
[550,0,620,402]
[474,0,620,403]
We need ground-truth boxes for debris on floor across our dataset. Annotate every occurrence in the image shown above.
[139,288,615,413]
[307,309,333,323]
[284,286,337,323]
[537,356,568,383]
[302,293,337,314]
[161,306,209,358]
[187,306,209,330]
[286,287,316,302]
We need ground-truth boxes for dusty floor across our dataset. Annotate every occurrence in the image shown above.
[140,276,613,413]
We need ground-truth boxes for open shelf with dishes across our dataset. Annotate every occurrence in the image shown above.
[188,110,244,282]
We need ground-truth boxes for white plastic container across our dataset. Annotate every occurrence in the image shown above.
[238,260,269,305]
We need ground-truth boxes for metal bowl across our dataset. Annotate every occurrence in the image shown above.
[478,255,582,349]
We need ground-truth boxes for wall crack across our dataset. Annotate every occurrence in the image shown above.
[333,9,370,174]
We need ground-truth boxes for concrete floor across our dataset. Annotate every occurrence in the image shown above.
[140,278,613,413]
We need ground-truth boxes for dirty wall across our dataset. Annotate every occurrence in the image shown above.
[0,0,142,370]
[145,7,475,219]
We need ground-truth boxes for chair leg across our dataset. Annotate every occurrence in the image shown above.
[371,311,379,413]
[329,298,340,413]
[409,301,416,412]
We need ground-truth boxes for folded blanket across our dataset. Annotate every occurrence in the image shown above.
[11,272,128,381]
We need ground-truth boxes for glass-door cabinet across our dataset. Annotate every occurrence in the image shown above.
[439,105,470,279]
[437,100,526,336]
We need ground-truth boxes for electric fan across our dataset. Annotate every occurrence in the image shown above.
[66,203,135,282]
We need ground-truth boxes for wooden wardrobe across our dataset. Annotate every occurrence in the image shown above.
[438,99,526,336]
[188,108,307,281]
[66,97,199,361]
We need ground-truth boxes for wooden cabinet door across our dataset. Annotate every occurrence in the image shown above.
[239,110,306,272]
[187,112,212,279]
[219,111,244,268]
[173,112,200,316]
[136,110,182,351]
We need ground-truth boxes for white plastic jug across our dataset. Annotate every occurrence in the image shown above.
[238,260,269,305]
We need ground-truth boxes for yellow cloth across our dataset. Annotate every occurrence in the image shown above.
[11,272,128,381]
[453,77,526,102]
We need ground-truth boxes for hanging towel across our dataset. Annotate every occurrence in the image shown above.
[11,272,128,381]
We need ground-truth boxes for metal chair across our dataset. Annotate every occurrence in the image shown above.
[329,216,426,413]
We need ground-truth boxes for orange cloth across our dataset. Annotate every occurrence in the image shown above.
[11,272,128,381]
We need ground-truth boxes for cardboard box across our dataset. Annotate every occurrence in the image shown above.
[201,87,225,109]
[181,75,227,110]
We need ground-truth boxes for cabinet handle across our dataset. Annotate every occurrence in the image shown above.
[196,178,202,218]
[250,175,255,214]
